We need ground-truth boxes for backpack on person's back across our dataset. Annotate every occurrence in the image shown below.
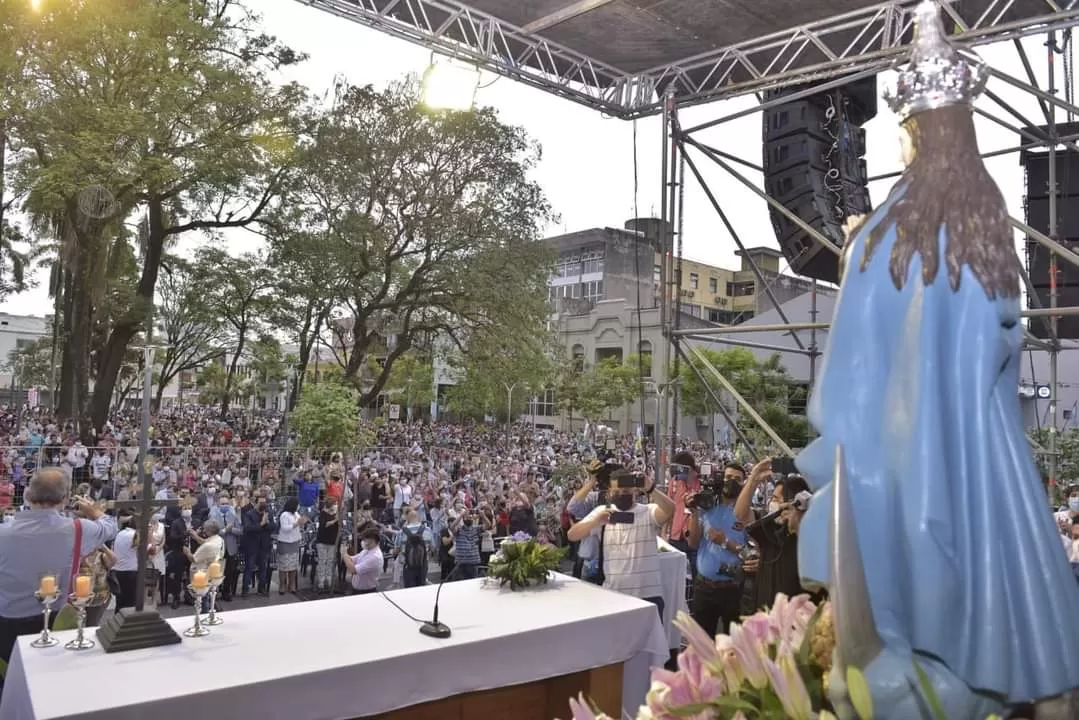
[403,525,427,573]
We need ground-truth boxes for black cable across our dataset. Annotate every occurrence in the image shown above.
[379,588,425,623]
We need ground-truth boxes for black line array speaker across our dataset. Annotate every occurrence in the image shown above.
[763,77,877,284]
[1022,121,1079,339]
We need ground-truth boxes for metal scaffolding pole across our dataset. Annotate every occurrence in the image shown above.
[869,131,1079,182]
[680,335,816,356]
[675,343,759,459]
[1047,30,1061,494]
[687,345,794,456]
[678,133,809,351]
[673,322,831,337]
[670,149,685,462]
[654,88,674,489]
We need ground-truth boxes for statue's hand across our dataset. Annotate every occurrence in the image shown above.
[830,649,1005,720]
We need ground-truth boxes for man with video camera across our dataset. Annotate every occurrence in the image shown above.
[686,462,751,637]
[567,465,674,616]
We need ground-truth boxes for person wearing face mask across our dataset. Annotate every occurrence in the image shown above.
[208,492,241,601]
[341,528,384,594]
[740,474,818,612]
[315,498,341,594]
[450,508,492,580]
[1055,484,1079,553]
[162,505,190,610]
[567,467,674,616]
[686,463,748,638]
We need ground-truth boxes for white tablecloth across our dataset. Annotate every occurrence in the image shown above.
[657,538,689,650]
[0,576,667,720]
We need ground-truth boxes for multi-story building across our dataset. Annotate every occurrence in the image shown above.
[0,313,54,394]
[543,218,829,325]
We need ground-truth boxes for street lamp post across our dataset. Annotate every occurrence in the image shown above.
[504,382,518,430]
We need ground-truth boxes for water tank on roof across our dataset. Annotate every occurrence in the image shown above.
[624,218,671,248]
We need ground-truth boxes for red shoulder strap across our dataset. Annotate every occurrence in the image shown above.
[70,519,83,588]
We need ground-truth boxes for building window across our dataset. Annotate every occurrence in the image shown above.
[534,388,557,416]
[685,304,702,318]
[581,280,603,301]
[637,341,653,377]
[581,248,605,275]
[15,338,33,350]
[689,273,699,290]
[595,347,623,364]
[709,277,718,294]
[653,264,661,284]
[728,281,755,297]
[571,344,585,372]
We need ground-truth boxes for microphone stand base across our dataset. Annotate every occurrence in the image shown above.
[419,621,452,639]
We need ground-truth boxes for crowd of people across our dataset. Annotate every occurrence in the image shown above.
[0,402,1075,702]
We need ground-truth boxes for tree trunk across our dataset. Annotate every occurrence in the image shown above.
[88,199,167,431]
[221,329,247,417]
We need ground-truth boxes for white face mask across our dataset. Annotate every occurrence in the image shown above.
[181,509,192,520]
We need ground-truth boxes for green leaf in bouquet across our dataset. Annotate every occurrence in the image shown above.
[912,660,947,720]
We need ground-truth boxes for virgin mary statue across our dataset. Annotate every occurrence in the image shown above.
[794,1,1079,717]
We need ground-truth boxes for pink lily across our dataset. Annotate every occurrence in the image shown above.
[673,611,721,667]
[566,693,614,720]
[647,648,725,717]
[770,593,817,648]
[728,620,770,689]
[763,642,813,720]
[714,633,745,691]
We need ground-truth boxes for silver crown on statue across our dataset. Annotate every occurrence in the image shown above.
[885,0,988,119]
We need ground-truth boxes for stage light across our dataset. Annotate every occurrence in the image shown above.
[30,0,43,11]
[421,60,480,112]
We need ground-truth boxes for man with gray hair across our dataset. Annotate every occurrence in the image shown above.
[0,468,117,688]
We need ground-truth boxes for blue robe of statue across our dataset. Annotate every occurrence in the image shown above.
[796,184,1079,703]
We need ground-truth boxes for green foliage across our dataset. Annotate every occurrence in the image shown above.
[556,355,643,423]
[444,330,558,420]
[6,337,52,389]
[276,79,554,408]
[486,536,566,590]
[154,260,226,404]
[1029,427,1079,493]
[678,347,810,451]
[195,363,230,408]
[289,381,369,451]
[4,0,305,426]
[381,350,433,419]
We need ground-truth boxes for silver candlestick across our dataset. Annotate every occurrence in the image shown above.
[184,584,212,638]
[64,595,95,651]
[204,576,224,626]
[30,591,59,648]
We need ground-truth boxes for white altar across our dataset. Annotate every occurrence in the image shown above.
[0,576,667,720]
[657,538,689,650]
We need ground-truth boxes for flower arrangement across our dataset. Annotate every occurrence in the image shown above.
[566,594,857,720]
[486,532,566,590]
[565,595,1012,720]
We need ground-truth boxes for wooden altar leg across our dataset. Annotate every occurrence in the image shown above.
[584,663,623,718]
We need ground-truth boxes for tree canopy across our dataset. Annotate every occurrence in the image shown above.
[289,381,368,451]
[677,347,810,451]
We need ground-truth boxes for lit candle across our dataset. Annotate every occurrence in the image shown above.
[39,575,57,596]
[191,571,208,590]
[74,575,91,599]
[207,562,223,580]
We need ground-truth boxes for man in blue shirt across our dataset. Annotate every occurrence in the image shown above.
[687,462,747,638]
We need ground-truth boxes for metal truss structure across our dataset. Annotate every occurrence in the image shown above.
[658,33,1079,490]
[311,0,1079,488]
[300,0,1079,118]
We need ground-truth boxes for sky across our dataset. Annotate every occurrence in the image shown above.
[0,0,1069,316]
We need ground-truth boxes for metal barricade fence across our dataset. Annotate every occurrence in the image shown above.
[0,444,557,510]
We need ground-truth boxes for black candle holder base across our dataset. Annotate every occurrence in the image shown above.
[96,608,182,653]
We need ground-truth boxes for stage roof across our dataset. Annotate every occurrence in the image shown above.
[299,0,1079,118]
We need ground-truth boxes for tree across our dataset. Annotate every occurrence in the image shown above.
[192,247,274,415]
[557,356,643,427]
[7,338,52,389]
[5,0,305,432]
[285,80,554,409]
[1029,427,1079,493]
[246,334,286,403]
[445,329,558,421]
[154,260,226,409]
[289,381,368,451]
[381,350,433,421]
[195,362,230,408]
[677,347,810,450]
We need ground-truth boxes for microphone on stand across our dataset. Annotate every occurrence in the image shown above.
[419,563,462,639]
